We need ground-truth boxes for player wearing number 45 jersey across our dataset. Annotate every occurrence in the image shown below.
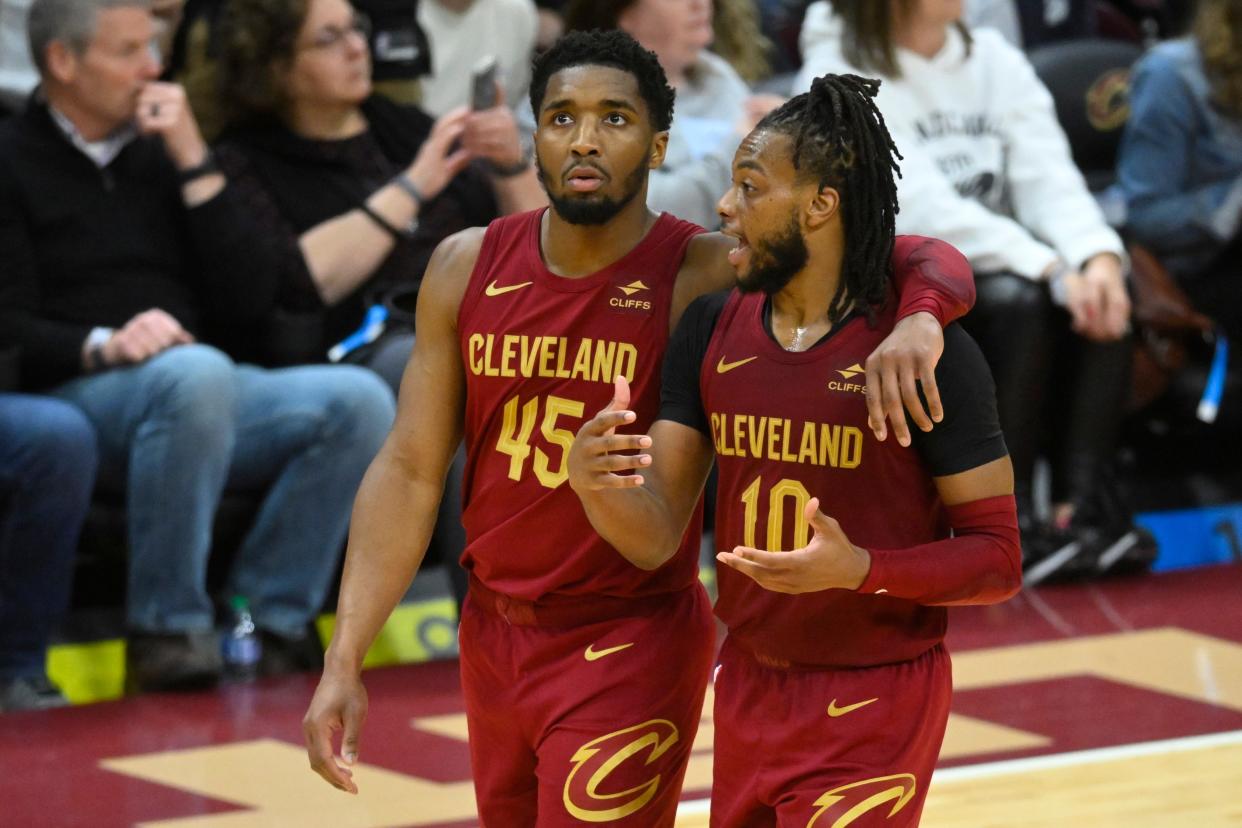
[569,74,1022,828]
[304,31,977,827]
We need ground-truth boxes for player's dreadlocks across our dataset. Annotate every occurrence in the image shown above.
[756,73,901,323]
[529,30,676,132]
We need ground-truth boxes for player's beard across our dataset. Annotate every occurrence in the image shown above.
[736,214,809,296]
[537,156,648,226]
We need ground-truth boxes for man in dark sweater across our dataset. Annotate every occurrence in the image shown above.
[0,0,396,692]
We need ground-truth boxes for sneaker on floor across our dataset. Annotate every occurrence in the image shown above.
[125,631,222,693]
[1021,525,1095,587]
[0,675,70,712]
[258,629,324,677]
[1094,524,1159,576]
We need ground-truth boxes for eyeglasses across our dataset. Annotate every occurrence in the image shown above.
[299,13,372,52]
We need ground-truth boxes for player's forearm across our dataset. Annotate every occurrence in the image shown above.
[324,450,444,674]
[577,487,688,571]
[855,495,1021,606]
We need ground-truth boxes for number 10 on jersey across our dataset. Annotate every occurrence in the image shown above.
[496,394,586,488]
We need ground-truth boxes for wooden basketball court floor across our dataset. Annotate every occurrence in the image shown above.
[4,562,1241,827]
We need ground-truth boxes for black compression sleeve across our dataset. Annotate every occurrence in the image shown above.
[909,323,1009,476]
[658,291,729,434]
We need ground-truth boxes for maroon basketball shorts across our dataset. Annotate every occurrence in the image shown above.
[459,580,715,827]
[710,635,952,828]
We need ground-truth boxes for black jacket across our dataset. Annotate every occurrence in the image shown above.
[0,97,279,387]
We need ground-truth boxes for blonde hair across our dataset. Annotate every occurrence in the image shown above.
[1195,0,1242,118]
[711,0,772,84]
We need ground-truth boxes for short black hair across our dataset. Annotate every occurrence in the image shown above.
[756,73,902,322]
[529,29,675,132]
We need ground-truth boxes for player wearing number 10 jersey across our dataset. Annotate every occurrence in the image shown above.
[303,33,978,827]
[568,75,1022,827]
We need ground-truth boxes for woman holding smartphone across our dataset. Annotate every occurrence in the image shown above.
[213,0,544,388]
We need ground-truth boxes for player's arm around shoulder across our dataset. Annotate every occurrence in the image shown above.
[302,228,483,797]
[568,377,715,570]
[863,234,977,447]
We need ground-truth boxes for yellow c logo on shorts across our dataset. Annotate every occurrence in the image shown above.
[807,773,918,827]
[562,719,680,823]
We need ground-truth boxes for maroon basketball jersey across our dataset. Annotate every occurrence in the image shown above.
[458,208,704,601]
[704,289,950,668]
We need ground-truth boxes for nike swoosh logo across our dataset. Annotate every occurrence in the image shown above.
[485,280,533,297]
[584,642,634,662]
[716,356,758,374]
[827,697,878,717]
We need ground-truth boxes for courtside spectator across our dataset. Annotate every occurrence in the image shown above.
[796,1,1140,572]
[0,0,395,692]
[1117,0,1242,344]
[0,394,95,711]
[214,0,541,389]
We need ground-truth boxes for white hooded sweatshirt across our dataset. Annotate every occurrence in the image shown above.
[794,2,1122,279]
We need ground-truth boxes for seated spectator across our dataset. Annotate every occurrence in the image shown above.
[214,0,543,389]
[563,0,783,228]
[796,1,1140,571]
[416,0,538,118]
[1117,0,1242,344]
[0,394,96,711]
[169,0,434,141]
[0,0,396,692]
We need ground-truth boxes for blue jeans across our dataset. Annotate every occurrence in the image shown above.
[50,345,395,637]
[0,395,97,679]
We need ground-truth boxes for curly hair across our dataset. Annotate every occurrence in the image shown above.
[1195,0,1242,119]
[529,29,675,132]
[560,0,633,32]
[756,73,902,321]
[217,0,309,123]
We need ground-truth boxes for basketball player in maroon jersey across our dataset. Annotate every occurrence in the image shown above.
[568,74,1021,827]
[303,31,977,826]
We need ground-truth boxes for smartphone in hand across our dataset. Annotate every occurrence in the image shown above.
[470,56,499,110]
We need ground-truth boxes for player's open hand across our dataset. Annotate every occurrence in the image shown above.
[716,497,871,593]
[864,311,944,447]
[567,375,653,492]
[302,668,368,794]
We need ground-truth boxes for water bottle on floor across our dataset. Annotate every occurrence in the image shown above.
[222,595,262,682]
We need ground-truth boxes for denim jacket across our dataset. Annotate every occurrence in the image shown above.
[1117,39,1242,278]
